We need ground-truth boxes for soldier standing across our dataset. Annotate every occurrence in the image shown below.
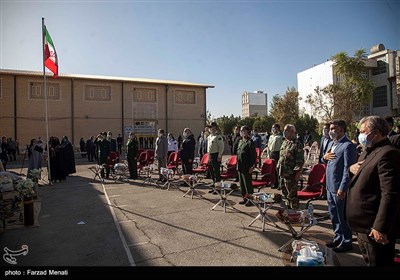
[126,132,139,179]
[207,122,224,193]
[237,126,256,206]
[277,124,304,209]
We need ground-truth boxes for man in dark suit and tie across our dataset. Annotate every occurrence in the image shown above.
[323,120,357,253]
[347,116,400,266]
[319,123,332,164]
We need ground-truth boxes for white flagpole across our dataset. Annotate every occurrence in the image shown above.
[42,18,52,184]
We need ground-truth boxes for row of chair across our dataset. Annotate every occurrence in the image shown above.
[106,149,327,209]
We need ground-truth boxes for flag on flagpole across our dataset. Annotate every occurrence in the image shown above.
[44,26,58,78]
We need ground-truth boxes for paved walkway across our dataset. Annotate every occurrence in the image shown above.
[1,155,369,268]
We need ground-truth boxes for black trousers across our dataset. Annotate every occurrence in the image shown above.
[182,159,193,174]
[356,232,396,266]
[208,153,221,183]
[127,158,138,179]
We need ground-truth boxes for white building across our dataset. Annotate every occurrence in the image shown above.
[298,44,400,122]
[241,90,268,118]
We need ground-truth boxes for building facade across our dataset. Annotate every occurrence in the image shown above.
[298,44,400,122]
[0,69,214,149]
[241,90,268,118]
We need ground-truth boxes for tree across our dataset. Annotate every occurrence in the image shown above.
[269,87,300,127]
[330,49,375,125]
[306,85,336,123]
[253,115,276,133]
[215,114,241,135]
[295,114,319,140]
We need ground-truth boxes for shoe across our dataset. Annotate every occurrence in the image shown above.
[332,243,353,253]
[326,240,341,248]
[208,189,215,193]
[239,199,247,205]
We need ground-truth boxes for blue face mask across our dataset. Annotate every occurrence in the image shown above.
[358,133,372,147]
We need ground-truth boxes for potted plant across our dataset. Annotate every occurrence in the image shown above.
[15,178,35,226]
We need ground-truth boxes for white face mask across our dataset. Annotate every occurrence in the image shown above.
[329,131,337,140]
[183,132,188,138]
[158,133,163,137]
[271,128,276,134]
[240,131,246,138]
[358,132,375,147]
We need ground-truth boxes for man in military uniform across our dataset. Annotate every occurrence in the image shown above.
[126,132,139,179]
[277,124,304,209]
[237,126,257,206]
[207,122,224,193]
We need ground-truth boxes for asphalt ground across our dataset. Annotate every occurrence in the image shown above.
[2,153,397,275]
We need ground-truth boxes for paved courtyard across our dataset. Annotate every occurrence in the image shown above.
[0,155,372,268]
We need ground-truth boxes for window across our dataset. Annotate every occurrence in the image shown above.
[29,82,60,100]
[372,60,387,76]
[84,85,111,101]
[175,90,196,104]
[372,86,387,108]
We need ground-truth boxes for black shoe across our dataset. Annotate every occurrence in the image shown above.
[332,243,353,253]
[239,199,247,205]
[208,189,215,193]
[326,240,341,248]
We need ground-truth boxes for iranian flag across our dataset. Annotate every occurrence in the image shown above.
[44,26,58,78]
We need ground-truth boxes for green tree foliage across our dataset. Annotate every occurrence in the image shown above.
[215,114,241,135]
[253,115,276,133]
[331,49,374,125]
[295,114,319,141]
[306,85,336,123]
[269,87,300,126]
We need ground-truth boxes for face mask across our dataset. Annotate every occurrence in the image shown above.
[204,132,210,138]
[358,133,372,147]
[158,133,163,137]
[329,131,337,140]
[240,131,246,138]
[271,128,276,134]
[283,131,289,139]
[183,132,188,138]
[323,128,329,137]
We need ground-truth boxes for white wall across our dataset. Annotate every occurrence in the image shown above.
[297,60,334,120]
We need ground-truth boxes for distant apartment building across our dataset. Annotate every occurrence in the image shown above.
[241,90,268,118]
[298,44,400,122]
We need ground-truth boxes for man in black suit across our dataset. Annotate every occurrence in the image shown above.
[347,116,400,266]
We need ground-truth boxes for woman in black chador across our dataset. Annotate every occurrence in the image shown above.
[48,136,65,182]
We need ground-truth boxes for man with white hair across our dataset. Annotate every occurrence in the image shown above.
[347,116,400,266]
[277,124,304,209]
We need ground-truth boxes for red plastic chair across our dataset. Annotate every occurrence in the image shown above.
[252,158,276,191]
[192,153,209,175]
[297,163,326,208]
[166,152,180,173]
[220,155,238,180]
[137,151,148,175]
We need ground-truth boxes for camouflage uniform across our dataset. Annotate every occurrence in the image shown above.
[277,138,304,209]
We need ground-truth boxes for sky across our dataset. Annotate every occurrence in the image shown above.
[1,0,399,118]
